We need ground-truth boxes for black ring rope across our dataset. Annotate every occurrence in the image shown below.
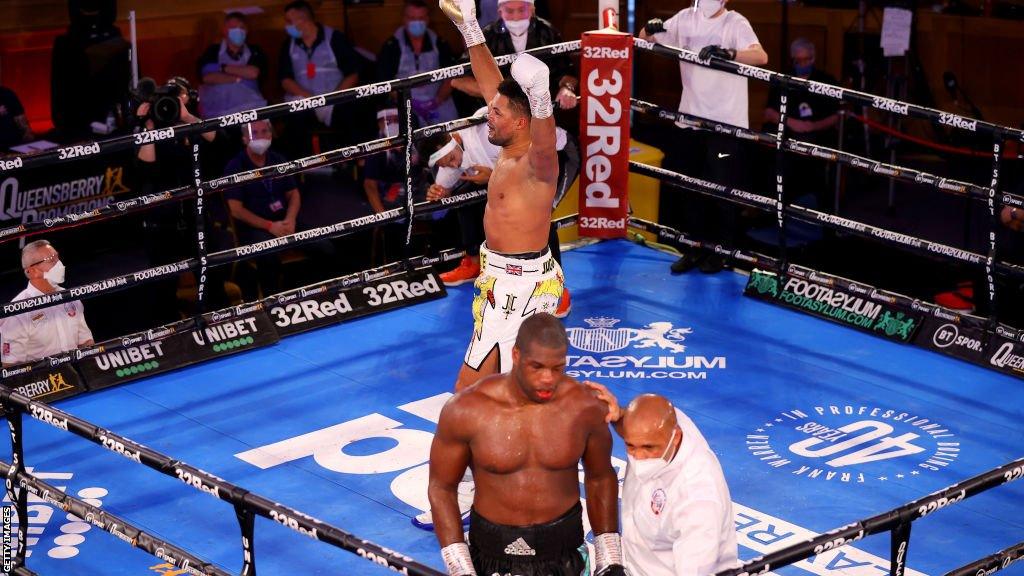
[712,458,1024,576]
[0,388,445,576]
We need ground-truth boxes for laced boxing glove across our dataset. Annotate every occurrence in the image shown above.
[440,0,485,48]
[510,53,552,120]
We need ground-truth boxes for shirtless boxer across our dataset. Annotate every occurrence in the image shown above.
[413,0,569,533]
[440,0,565,392]
[429,313,625,576]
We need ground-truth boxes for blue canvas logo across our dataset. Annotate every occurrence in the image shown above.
[747,405,960,484]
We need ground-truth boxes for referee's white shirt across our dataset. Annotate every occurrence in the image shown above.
[652,7,761,129]
[621,409,738,576]
[1,283,93,365]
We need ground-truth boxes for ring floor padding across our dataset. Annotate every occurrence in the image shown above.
[3,240,1022,575]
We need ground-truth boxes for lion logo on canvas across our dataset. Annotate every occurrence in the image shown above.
[564,317,725,380]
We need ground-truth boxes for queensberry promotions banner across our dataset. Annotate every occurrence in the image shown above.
[578,30,632,239]
[1,361,85,402]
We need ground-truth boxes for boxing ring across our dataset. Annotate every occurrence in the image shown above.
[0,28,1022,576]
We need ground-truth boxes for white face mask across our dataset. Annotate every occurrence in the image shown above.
[43,260,66,286]
[248,138,272,155]
[504,18,530,35]
[697,0,724,19]
[627,428,678,483]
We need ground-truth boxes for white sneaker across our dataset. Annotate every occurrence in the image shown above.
[411,479,475,531]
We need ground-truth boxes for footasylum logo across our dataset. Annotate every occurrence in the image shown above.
[746,404,960,484]
[748,271,920,341]
[564,317,725,380]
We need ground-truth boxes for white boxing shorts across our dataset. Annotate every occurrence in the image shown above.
[464,243,565,372]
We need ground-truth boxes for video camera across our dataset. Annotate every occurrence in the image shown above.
[131,76,198,128]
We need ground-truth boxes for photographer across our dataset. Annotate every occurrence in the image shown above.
[134,77,225,324]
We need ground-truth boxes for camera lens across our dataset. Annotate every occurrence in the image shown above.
[153,95,180,125]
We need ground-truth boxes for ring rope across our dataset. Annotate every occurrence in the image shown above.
[943,541,1024,576]
[0,41,579,177]
[712,457,1024,576]
[630,99,1024,207]
[633,38,1024,141]
[0,387,445,576]
[846,111,1024,159]
[0,113,489,245]
[0,458,230,576]
[628,160,1024,278]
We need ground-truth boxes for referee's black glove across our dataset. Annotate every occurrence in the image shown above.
[643,18,665,35]
[699,44,737,61]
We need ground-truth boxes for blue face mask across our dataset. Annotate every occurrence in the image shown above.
[407,20,427,37]
[793,62,814,76]
[286,24,303,39]
[227,27,246,46]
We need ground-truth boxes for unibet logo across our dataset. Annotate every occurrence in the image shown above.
[747,404,960,484]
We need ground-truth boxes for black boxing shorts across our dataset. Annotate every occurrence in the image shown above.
[468,502,588,576]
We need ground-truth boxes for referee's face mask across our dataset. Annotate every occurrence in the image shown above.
[627,427,679,482]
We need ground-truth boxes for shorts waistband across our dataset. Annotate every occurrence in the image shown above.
[483,244,550,260]
[468,502,584,562]
[480,244,557,278]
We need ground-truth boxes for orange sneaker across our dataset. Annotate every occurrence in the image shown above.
[440,256,480,286]
[553,287,572,318]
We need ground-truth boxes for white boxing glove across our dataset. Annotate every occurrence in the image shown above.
[440,0,485,48]
[510,53,552,119]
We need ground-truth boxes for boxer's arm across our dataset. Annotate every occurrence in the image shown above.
[428,399,473,547]
[581,401,618,535]
[466,44,502,107]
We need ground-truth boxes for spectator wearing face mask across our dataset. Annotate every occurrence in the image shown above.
[1,240,94,366]
[451,0,578,116]
[278,0,362,159]
[197,11,269,119]
[377,0,459,127]
[763,37,841,212]
[223,120,302,298]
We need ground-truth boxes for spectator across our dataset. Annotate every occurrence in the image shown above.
[1,240,94,366]
[451,0,578,115]
[764,38,841,211]
[0,86,35,150]
[197,11,269,119]
[641,0,768,274]
[224,119,301,298]
[278,0,362,158]
[587,385,738,576]
[377,0,459,127]
[476,0,550,27]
